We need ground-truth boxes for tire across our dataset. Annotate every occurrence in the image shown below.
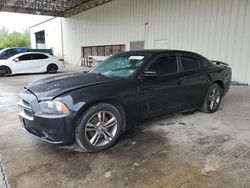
[47,64,58,73]
[0,66,11,77]
[201,83,222,113]
[75,103,124,152]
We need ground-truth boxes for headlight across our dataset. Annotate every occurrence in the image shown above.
[39,101,70,114]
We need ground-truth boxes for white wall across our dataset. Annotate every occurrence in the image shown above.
[60,0,250,83]
[30,18,63,58]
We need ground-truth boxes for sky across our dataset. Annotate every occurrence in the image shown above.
[0,12,52,33]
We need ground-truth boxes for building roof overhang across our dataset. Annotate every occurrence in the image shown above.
[0,0,113,17]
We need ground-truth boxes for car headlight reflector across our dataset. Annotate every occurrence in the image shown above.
[39,101,69,114]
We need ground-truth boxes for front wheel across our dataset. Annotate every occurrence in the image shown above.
[201,83,222,113]
[0,67,11,77]
[75,103,124,152]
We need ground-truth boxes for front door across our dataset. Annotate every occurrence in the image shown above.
[139,54,185,115]
[13,54,32,73]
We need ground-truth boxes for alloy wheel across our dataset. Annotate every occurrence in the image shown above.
[85,111,118,146]
[0,68,9,77]
[48,65,58,73]
[208,88,221,110]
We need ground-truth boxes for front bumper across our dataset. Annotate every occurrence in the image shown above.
[18,89,75,144]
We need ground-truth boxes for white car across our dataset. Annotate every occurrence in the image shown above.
[0,52,64,77]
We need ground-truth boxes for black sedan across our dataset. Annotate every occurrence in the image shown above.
[18,50,232,152]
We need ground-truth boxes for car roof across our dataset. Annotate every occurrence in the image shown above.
[17,52,49,55]
[8,52,50,60]
[122,49,206,58]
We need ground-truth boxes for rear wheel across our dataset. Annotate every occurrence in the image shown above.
[0,67,11,77]
[75,103,123,152]
[201,83,222,113]
[47,64,58,73]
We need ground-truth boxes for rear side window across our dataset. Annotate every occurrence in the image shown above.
[18,54,32,61]
[148,56,178,76]
[32,54,48,60]
[181,56,200,71]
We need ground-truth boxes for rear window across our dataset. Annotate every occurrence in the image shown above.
[181,56,200,71]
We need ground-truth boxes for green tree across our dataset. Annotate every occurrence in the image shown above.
[0,27,31,49]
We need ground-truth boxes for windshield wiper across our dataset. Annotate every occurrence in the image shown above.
[110,67,134,71]
[90,72,107,76]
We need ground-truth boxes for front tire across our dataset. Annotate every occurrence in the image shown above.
[201,83,222,113]
[75,103,124,152]
[0,67,11,77]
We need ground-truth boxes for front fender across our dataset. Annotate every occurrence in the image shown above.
[55,84,121,112]
[54,79,140,129]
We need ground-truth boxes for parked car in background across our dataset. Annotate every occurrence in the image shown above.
[0,47,53,60]
[0,52,64,76]
[18,50,231,152]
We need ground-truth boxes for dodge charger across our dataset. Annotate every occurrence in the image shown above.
[18,50,232,152]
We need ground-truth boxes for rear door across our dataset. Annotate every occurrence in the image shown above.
[139,53,186,115]
[30,53,50,72]
[178,53,210,108]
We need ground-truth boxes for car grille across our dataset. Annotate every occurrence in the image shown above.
[18,98,34,121]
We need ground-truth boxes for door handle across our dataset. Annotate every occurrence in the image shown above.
[206,74,212,80]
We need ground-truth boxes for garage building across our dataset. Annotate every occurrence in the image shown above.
[22,0,250,84]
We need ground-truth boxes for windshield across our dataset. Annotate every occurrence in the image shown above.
[0,49,5,54]
[90,54,146,78]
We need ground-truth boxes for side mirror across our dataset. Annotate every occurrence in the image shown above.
[14,58,19,62]
[143,70,158,77]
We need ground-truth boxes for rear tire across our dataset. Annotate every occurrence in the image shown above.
[0,67,11,77]
[47,64,58,73]
[75,103,124,152]
[201,83,222,113]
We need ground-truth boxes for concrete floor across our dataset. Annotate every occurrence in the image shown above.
[0,65,250,188]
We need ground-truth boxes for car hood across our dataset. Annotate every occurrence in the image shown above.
[26,72,121,100]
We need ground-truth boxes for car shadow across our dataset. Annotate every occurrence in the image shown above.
[59,109,199,154]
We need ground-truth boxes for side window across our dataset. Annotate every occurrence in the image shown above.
[32,54,49,60]
[18,54,32,61]
[181,56,200,71]
[148,56,178,76]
